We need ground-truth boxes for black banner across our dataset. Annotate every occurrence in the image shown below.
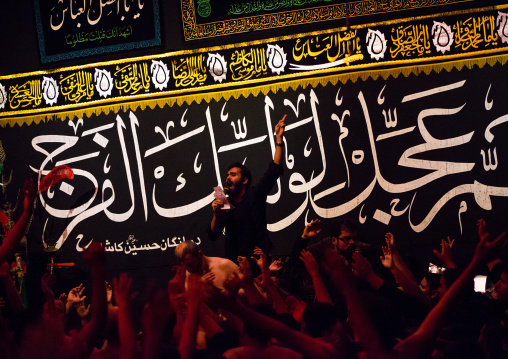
[34,0,161,63]
[1,58,508,273]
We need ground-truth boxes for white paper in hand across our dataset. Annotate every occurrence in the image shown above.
[213,187,233,210]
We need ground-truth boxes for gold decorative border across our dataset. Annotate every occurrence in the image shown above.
[2,2,505,80]
[181,0,473,41]
[2,52,507,128]
[2,2,508,126]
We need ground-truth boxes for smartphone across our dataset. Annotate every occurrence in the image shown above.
[473,275,487,293]
[428,262,447,274]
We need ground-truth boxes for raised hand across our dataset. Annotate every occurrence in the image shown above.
[75,300,91,318]
[477,218,489,241]
[113,273,133,307]
[201,271,215,285]
[83,242,106,267]
[0,178,37,264]
[237,256,254,286]
[274,115,286,140]
[380,245,394,269]
[222,273,241,305]
[433,236,456,268]
[68,283,86,304]
[169,265,186,298]
[268,258,284,272]
[302,219,322,239]
[211,199,223,213]
[473,229,507,264]
[58,292,68,305]
[252,246,269,272]
[385,232,395,249]
[105,281,113,304]
[300,249,319,276]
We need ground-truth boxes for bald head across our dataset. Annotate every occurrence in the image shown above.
[175,240,203,274]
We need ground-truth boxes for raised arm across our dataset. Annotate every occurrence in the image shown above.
[75,299,91,326]
[142,289,172,359]
[179,273,204,359]
[168,265,186,344]
[395,228,507,357]
[77,243,108,353]
[236,256,267,306]
[300,249,333,305]
[218,279,340,359]
[0,261,24,314]
[0,179,36,263]
[352,252,384,290]
[252,246,290,314]
[113,273,137,359]
[273,115,286,165]
[432,236,457,269]
[198,302,224,341]
[380,245,431,308]
[288,219,322,268]
[385,232,416,283]
[323,249,393,359]
[65,283,86,315]
[41,272,65,335]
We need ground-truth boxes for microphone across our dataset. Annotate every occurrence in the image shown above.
[223,187,230,195]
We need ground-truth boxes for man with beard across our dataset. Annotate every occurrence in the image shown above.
[208,117,285,263]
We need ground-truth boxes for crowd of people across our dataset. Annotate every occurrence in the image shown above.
[0,178,507,358]
[1,118,508,358]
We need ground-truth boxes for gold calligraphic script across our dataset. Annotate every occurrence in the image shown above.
[181,0,472,40]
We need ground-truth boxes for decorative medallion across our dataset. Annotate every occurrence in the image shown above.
[94,69,114,98]
[0,83,6,110]
[41,77,59,106]
[151,60,171,90]
[207,53,228,82]
[497,11,508,44]
[432,21,454,54]
[366,29,387,61]
[266,44,287,75]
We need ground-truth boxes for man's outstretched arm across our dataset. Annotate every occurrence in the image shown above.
[273,115,285,166]
[0,179,36,264]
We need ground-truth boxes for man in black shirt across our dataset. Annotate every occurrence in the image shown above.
[208,117,285,262]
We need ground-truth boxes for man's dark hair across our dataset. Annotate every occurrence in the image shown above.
[442,268,463,289]
[226,162,252,189]
[329,218,358,238]
[302,302,338,338]
[244,303,277,344]
[425,272,442,292]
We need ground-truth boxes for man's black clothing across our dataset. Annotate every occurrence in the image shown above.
[208,161,283,262]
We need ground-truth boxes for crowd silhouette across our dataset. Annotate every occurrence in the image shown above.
[1,179,508,359]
